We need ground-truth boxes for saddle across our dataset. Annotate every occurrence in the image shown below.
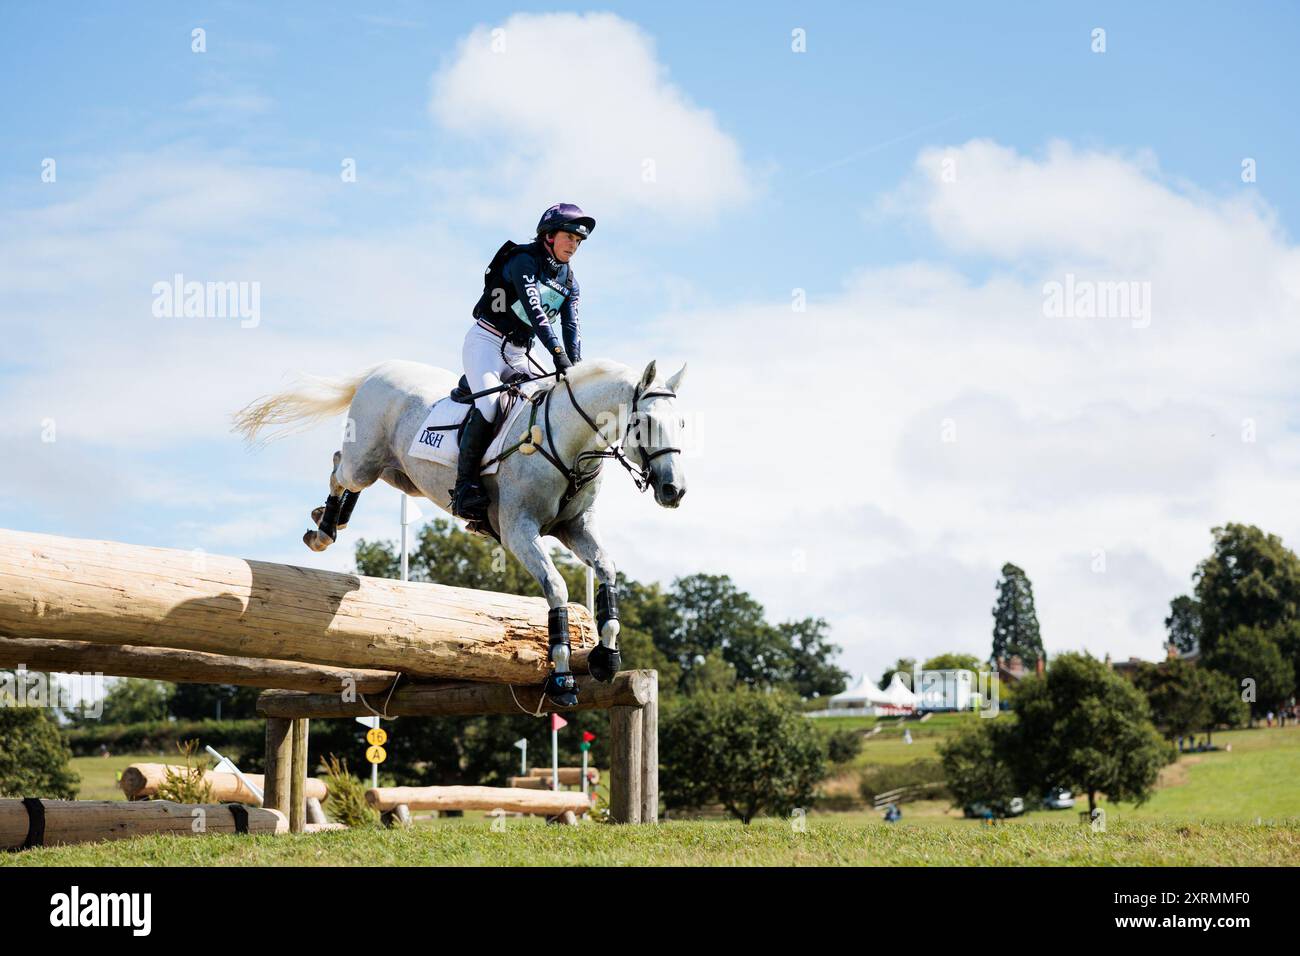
[448,370,534,440]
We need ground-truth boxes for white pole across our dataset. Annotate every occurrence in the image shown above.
[582,747,589,797]
[551,724,559,791]
[521,739,527,776]
[400,495,409,583]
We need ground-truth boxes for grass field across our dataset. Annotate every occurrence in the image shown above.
[6,721,1291,866]
[4,816,1296,867]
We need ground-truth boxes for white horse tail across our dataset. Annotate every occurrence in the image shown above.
[232,365,379,445]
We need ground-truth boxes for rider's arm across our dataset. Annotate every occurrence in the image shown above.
[561,273,581,364]
[504,253,565,359]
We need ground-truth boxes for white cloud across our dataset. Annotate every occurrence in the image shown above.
[428,12,757,221]
[605,140,1300,681]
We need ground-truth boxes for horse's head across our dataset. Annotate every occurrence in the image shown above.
[627,360,688,508]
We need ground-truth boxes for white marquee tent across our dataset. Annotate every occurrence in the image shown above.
[827,672,917,715]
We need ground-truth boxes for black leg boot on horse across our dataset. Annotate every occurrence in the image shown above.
[543,606,579,707]
[587,583,621,682]
[450,406,495,524]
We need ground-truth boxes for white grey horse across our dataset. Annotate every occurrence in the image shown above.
[232,358,687,706]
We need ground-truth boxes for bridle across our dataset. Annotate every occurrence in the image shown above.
[509,374,681,513]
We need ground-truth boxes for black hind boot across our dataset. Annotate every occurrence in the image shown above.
[587,583,622,682]
[543,606,579,707]
[451,407,494,521]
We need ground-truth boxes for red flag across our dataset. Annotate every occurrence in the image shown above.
[582,730,597,743]
[550,713,568,732]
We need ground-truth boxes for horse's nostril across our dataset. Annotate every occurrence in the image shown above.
[662,483,678,500]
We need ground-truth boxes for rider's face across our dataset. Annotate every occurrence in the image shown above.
[550,230,582,262]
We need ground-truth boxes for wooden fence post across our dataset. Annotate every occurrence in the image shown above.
[609,706,643,824]
[289,718,309,834]
[263,718,293,815]
[639,672,659,824]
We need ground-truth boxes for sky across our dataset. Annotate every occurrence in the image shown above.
[3,2,1300,685]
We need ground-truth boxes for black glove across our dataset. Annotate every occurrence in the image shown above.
[554,350,573,377]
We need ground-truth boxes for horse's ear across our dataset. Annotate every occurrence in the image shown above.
[666,362,687,394]
[640,360,657,390]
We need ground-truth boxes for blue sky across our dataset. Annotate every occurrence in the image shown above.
[4,3,1300,682]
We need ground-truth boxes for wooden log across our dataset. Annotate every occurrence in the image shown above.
[290,719,309,834]
[304,821,347,833]
[525,767,599,785]
[257,669,653,719]
[0,799,287,849]
[640,671,659,824]
[609,706,643,824]
[365,786,590,817]
[263,718,292,815]
[507,776,547,789]
[118,763,327,804]
[305,796,327,826]
[0,635,398,694]
[0,528,594,683]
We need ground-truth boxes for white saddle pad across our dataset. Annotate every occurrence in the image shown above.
[406,384,540,476]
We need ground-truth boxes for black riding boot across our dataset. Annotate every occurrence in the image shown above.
[451,407,494,521]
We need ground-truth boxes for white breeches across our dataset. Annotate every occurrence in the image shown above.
[463,323,533,421]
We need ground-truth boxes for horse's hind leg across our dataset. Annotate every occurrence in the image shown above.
[304,451,347,552]
[304,448,379,552]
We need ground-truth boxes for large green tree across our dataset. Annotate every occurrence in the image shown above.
[661,688,825,823]
[1009,653,1172,812]
[991,563,1044,667]
[1205,625,1296,719]
[1128,660,1247,740]
[1193,524,1300,659]
[1164,595,1201,656]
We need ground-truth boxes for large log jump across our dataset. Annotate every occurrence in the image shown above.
[0,528,594,684]
[0,527,659,843]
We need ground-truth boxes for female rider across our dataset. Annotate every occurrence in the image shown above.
[451,203,593,520]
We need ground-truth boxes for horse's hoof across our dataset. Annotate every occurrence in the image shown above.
[588,644,621,683]
[544,673,579,708]
[311,507,346,531]
[303,529,333,552]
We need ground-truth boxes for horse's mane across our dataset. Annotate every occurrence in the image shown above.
[565,358,634,387]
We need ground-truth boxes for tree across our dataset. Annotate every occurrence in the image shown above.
[661,688,825,824]
[1193,524,1300,659]
[1129,660,1209,740]
[1009,653,1172,812]
[923,653,983,673]
[991,563,1045,667]
[1164,595,1201,655]
[98,678,172,725]
[665,574,778,687]
[879,658,916,691]
[1204,625,1296,719]
[780,618,849,699]
[0,707,80,799]
[939,720,1020,810]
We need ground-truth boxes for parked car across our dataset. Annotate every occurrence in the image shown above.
[962,796,1025,819]
[1042,787,1075,810]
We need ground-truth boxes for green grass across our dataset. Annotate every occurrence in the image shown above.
[9,724,1292,866]
[4,816,1296,867]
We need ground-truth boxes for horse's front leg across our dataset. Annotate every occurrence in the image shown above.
[502,516,579,707]
[553,510,621,683]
